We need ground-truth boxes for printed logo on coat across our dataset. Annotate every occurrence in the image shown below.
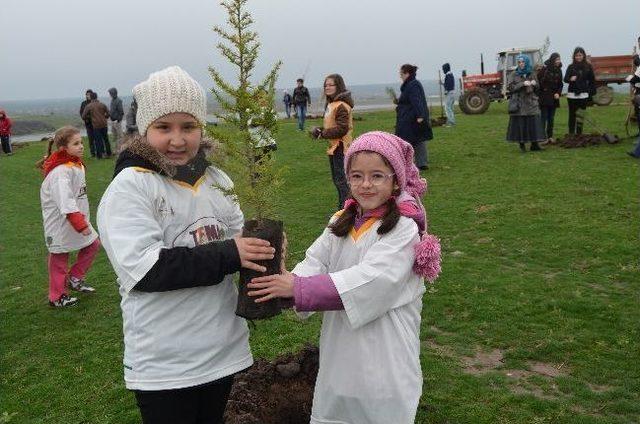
[78,186,87,198]
[171,216,228,248]
[154,196,175,217]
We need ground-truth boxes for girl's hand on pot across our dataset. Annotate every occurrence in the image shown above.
[234,236,274,273]
[81,227,92,236]
[247,272,294,302]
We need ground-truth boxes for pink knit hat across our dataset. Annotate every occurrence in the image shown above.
[344,131,441,282]
[344,131,427,198]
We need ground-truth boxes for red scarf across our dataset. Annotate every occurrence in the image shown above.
[42,150,84,178]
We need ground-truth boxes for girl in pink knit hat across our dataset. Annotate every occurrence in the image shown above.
[248,131,441,424]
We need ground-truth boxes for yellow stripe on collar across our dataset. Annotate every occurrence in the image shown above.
[349,217,378,242]
[172,176,206,193]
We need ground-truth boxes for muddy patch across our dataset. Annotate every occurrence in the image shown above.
[461,349,505,375]
[225,345,319,424]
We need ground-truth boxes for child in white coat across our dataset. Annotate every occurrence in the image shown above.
[39,126,100,307]
[97,66,275,424]
[248,131,441,424]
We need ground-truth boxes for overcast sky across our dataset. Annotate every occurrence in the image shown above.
[0,0,637,101]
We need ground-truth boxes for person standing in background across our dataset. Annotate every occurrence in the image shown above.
[125,98,138,136]
[0,109,13,156]
[283,90,292,119]
[293,78,311,131]
[82,92,111,158]
[79,90,96,157]
[537,53,563,143]
[395,64,433,170]
[108,88,125,152]
[564,47,596,135]
[442,63,456,127]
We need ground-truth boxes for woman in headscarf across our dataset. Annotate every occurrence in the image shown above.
[395,64,433,169]
[564,47,596,135]
[506,54,545,152]
[537,53,563,143]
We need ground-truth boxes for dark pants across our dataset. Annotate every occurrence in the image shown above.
[93,127,112,158]
[567,98,588,135]
[0,135,12,154]
[284,103,291,118]
[632,103,640,157]
[84,122,96,156]
[540,106,556,139]
[134,375,234,424]
[329,146,349,209]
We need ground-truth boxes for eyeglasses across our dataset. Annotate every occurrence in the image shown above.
[347,172,395,186]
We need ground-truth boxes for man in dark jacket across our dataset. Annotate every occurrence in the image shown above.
[292,79,311,130]
[79,89,97,157]
[395,64,433,170]
[108,87,125,152]
[82,92,111,158]
[442,63,456,126]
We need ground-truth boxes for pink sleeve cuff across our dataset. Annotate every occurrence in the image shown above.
[294,274,344,312]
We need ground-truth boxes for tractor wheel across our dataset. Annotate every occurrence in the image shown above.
[459,89,491,114]
[593,86,614,106]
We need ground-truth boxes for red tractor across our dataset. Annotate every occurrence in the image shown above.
[459,47,636,114]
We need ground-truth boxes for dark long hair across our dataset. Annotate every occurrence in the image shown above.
[572,47,591,69]
[400,64,418,78]
[328,151,401,237]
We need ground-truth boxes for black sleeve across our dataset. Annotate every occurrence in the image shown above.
[563,65,573,84]
[133,239,241,292]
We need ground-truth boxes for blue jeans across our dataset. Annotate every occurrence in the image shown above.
[445,92,456,125]
[284,103,291,118]
[0,135,12,154]
[295,104,307,130]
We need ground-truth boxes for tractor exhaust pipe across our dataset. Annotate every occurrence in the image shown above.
[481,53,485,75]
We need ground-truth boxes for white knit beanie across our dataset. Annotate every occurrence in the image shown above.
[133,66,207,135]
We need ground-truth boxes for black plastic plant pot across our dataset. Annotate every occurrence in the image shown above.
[236,218,284,320]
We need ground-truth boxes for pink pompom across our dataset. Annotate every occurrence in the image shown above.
[413,233,441,282]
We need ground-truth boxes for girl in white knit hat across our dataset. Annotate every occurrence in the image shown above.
[97,66,274,424]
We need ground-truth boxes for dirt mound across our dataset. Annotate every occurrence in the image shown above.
[551,133,619,148]
[225,345,319,424]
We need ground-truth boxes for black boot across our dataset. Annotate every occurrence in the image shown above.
[519,143,526,152]
[530,142,543,151]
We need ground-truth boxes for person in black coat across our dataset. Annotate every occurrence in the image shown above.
[79,89,96,157]
[537,53,563,142]
[395,64,433,170]
[564,47,596,135]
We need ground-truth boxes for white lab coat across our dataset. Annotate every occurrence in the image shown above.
[97,165,252,390]
[40,162,98,253]
[293,216,425,424]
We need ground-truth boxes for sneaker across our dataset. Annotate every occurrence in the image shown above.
[49,294,78,308]
[68,276,96,293]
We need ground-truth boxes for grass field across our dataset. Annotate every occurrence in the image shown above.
[1,101,639,423]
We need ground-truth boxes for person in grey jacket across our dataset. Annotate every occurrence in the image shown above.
[125,99,138,136]
[506,55,545,152]
[108,87,125,152]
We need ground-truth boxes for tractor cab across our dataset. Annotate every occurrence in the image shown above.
[497,48,543,95]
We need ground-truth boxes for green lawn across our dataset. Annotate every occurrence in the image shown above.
[1,103,638,423]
